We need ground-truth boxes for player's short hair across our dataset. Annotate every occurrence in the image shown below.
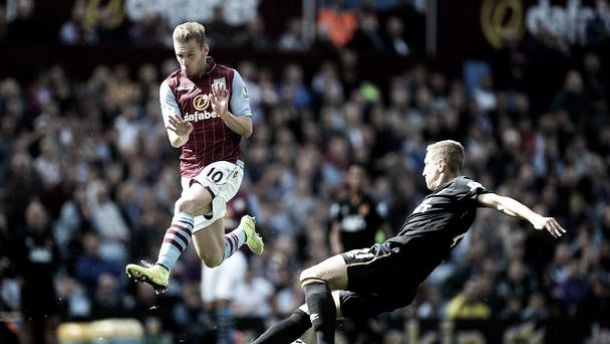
[427,140,464,173]
[173,22,207,45]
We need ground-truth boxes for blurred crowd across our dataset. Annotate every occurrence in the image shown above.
[0,0,424,56]
[0,0,609,343]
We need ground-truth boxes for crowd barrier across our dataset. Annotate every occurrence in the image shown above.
[58,319,143,344]
[2,315,610,343]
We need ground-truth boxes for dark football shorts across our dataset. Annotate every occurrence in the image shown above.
[339,242,419,318]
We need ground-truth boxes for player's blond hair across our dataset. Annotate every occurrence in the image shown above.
[427,140,464,173]
[173,22,207,45]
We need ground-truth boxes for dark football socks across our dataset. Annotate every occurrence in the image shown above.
[250,309,311,344]
[303,282,336,344]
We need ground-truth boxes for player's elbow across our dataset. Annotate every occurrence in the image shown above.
[169,139,183,148]
[490,195,520,215]
[168,134,186,148]
[479,193,502,209]
[242,124,253,138]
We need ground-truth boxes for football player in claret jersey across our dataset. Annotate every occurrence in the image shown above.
[251,140,566,344]
[126,22,264,293]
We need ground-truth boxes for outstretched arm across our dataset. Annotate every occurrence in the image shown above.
[477,193,566,238]
[160,81,193,148]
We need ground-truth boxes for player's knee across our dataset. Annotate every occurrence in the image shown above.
[175,196,199,214]
[299,268,325,287]
[299,269,312,285]
[201,252,224,268]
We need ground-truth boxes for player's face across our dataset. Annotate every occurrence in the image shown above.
[174,39,209,78]
[422,153,442,191]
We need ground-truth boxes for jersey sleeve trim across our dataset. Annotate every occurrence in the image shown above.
[159,80,181,128]
[229,69,253,118]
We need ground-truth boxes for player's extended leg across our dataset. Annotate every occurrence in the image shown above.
[191,209,263,268]
[126,160,262,292]
[299,255,348,344]
[125,182,212,293]
[189,160,263,267]
[251,292,344,344]
[250,309,310,344]
[192,217,225,267]
[252,288,400,344]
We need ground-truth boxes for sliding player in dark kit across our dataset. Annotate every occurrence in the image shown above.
[251,140,566,344]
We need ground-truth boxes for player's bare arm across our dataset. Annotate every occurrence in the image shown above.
[477,192,567,238]
[211,82,253,138]
[166,114,193,148]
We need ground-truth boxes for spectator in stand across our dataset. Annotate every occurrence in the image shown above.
[551,70,589,123]
[349,10,387,53]
[581,53,606,103]
[11,201,61,344]
[233,265,275,320]
[499,295,523,321]
[4,153,42,229]
[234,15,272,51]
[86,180,130,265]
[0,213,17,313]
[445,276,492,319]
[584,0,610,49]
[521,292,549,321]
[581,272,610,321]
[74,231,123,297]
[90,273,128,319]
[472,74,498,114]
[380,0,425,51]
[128,12,167,46]
[278,17,308,52]
[317,0,359,48]
[312,21,340,53]
[277,64,312,110]
[6,0,40,44]
[383,16,410,56]
[554,258,589,318]
[205,5,235,48]
[329,164,390,255]
[59,3,94,45]
[94,7,128,44]
[311,60,345,111]
[497,259,539,307]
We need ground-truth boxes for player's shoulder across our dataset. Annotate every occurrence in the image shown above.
[166,68,183,80]
[452,176,489,197]
[448,176,483,191]
[454,176,476,185]
[215,63,237,77]
[164,69,184,87]
[215,63,233,71]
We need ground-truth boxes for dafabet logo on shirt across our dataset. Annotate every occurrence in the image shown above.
[193,94,210,111]
[185,93,218,122]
